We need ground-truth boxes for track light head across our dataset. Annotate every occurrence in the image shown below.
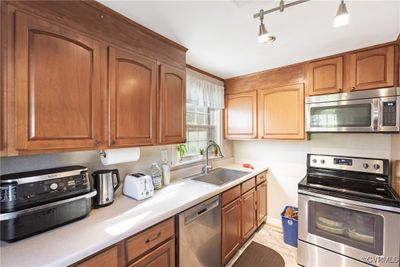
[257,10,276,43]
[334,0,349,27]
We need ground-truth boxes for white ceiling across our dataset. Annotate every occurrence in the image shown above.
[99,0,400,79]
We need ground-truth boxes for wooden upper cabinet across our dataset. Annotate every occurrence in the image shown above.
[159,65,186,144]
[307,56,343,95]
[14,11,103,151]
[225,91,257,139]
[258,84,305,139]
[108,47,157,147]
[349,45,395,91]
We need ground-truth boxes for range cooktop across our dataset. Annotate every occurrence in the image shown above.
[298,154,400,208]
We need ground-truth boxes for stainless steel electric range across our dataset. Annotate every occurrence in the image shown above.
[298,154,400,267]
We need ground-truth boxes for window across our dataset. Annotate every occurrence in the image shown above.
[180,69,225,163]
[183,103,222,161]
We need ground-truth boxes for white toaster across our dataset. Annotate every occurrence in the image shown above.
[123,173,154,200]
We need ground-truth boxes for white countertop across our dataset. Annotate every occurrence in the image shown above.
[0,163,268,267]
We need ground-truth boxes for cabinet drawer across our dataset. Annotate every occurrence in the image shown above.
[256,172,267,185]
[126,218,175,263]
[222,185,241,206]
[129,238,175,267]
[75,245,119,267]
[241,177,255,194]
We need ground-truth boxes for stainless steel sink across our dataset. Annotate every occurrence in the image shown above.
[191,168,250,186]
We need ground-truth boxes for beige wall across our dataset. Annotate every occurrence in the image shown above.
[391,134,400,194]
[233,133,393,227]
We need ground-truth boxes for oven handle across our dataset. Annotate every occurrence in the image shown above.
[298,189,400,213]
[0,190,97,221]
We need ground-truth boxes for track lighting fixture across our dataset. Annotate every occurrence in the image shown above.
[334,0,349,27]
[253,0,351,43]
[258,10,276,43]
[254,0,309,43]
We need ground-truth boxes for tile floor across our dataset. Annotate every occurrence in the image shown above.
[227,225,298,267]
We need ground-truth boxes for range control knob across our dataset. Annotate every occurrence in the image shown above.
[320,159,325,164]
[373,164,380,170]
[312,159,317,164]
[362,163,369,169]
[49,183,58,190]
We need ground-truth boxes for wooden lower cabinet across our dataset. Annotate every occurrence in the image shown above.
[221,174,268,265]
[129,239,175,267]
[221,198,242,265]
[75,218,175,267]
[126,218,174,262]
[241,189,257,240]
[75,244,122,267]
[256,182,267,226]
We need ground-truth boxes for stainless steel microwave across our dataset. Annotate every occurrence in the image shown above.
[306,87,400,133]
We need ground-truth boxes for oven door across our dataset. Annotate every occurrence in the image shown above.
[298,193,400,266]
[306,98,379,132]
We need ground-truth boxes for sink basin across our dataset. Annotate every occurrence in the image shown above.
[191,168,250,186]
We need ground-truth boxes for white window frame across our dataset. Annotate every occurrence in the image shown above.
[180,104,223,163]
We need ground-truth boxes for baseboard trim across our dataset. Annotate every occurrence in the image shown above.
[267,216,282,231]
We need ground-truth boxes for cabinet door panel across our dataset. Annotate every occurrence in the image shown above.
[258,84,305,139]
[129,239,175,267]
[350,46,394,91]
[109,47,157,147]
[159,65,186,144]
[241,188,256,240]
[308,57,343,95]
[256,182,267,227]
[15,11,102,150]
[221,198,241,265]
[225,91,257,139]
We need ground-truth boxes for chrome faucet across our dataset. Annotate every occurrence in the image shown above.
[202,140,224,174]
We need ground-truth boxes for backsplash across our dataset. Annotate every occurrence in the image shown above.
[233,133,395,226]
[0,145,172,176]
[0,140,234,178]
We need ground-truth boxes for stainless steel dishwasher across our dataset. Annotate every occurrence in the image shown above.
[177,195,221,267]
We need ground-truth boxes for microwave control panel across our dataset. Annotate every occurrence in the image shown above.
[382,101,396,126]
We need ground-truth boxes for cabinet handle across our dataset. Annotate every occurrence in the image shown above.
[94,139,100,145]
[145,232,161,244]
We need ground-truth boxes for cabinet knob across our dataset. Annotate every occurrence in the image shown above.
[112,140,116,145]
[94,139,100,145]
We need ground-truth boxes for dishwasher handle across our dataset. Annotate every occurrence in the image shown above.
[183,198,220,225]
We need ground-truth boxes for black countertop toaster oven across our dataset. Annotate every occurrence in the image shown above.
[0,166,96,242]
